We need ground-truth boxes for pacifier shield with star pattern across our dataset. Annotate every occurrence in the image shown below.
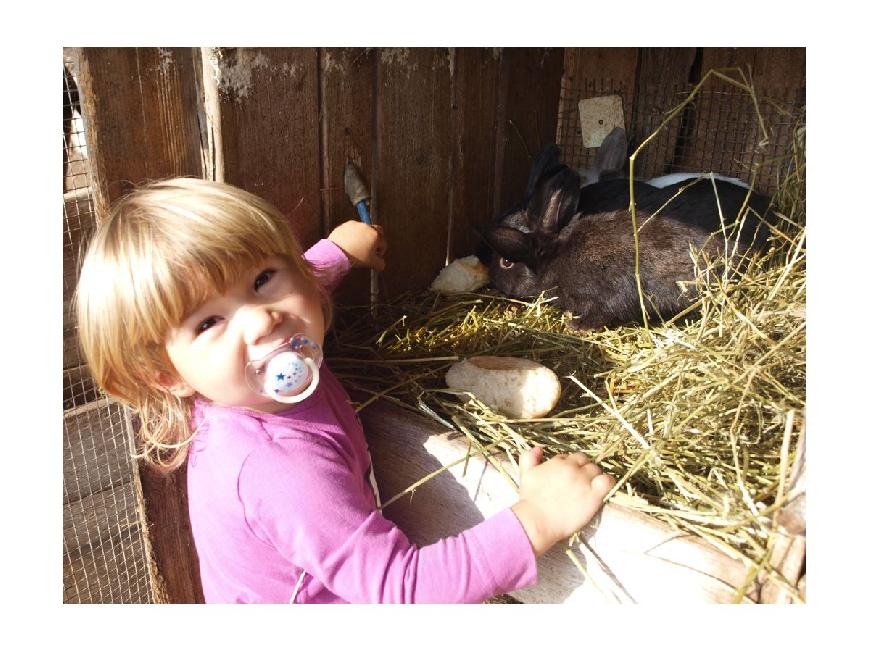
[246,334,323,404]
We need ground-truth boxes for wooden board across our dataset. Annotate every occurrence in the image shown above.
[215,48,322,250]
[63,401,134,504]
[557,48,636,170]
[631,48,697,178]
[319,47,378,306]
[677,47,806,192]
[448,48,504,260]
[63,501,152,605]
[77,48,204,221]
[496,48,564,217]
[361,398,804,604]
[136,461,204,603]
[374,48,453,298]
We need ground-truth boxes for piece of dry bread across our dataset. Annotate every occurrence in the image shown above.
[446,356,562,419]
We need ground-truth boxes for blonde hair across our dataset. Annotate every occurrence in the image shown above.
[76,177,328,472]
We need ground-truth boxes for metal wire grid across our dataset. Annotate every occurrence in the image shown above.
[63,59,155,603]
[556,76,805,196]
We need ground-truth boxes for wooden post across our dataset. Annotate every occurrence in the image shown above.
[674,47,806,193]
[77,47,206,603]
[319,47,378,306]
[77,47,204,222]
[495,48,564,217]
[375,48,454,298]
[447,48,505,261]
[212,48,323,250]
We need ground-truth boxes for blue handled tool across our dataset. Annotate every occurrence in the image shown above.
[343,161,372,224]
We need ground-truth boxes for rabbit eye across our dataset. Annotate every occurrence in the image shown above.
[499,257,514,269]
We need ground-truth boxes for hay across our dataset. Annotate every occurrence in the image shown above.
[327,77,806,601]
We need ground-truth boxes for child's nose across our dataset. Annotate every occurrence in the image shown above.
[241,306,284,346]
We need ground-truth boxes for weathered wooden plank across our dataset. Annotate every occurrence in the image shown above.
[137,462,204,603]
[496,48,564,217]
[448,48,503,260]
[63,363,101,411]
[77,47,204,221]
[63,188,96,302]
[632,48,698,178]
[677,48,805,193]
[215,47,322,249]
[700,47,806,89]
[375,48,453,298]
[63,479,150,602]
[63,522,152,604]
[556,48,636,170]
[63,401,133,504]
[320,47,378,306]
[361,398,803,604]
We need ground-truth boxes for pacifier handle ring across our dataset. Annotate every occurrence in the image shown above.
[268,358,320,404]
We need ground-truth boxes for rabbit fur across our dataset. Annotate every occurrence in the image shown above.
[480,142,772,330]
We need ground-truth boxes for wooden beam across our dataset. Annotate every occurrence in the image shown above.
[447,48,503,260]
[77,48,204,221]
[74,47,205,603]
[214,48,322,250]
[375,48,453,298]
[496,48,564,216]
[319,47,378,306]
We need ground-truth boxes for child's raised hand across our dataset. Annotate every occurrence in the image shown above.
[511,447,616,556]
[328,221,387,271]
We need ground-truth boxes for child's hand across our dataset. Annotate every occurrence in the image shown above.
[511,447,616,556]
[328,221,387,271]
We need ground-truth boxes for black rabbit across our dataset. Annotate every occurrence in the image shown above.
[478,129,658,266]
[481,152,772,330]
[639,177,771,247]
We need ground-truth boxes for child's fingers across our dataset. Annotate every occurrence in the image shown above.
[369,253,386,272]
[591,472,617,494]
[518,446,543,480]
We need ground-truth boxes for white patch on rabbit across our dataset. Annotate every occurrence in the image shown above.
[646,172,750,190]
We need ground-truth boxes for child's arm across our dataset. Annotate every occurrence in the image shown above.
[511,446,616,556]
[327,220,386,271]
[240,436,613,603]
[303,221,386,293]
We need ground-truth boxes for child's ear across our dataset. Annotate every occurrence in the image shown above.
[155,372,196,398]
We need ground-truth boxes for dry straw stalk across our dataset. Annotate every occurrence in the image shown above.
[329,71,806,602]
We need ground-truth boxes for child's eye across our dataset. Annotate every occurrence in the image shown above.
[254,269,276,291]
[195,316,221,335]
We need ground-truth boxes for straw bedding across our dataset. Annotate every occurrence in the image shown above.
[327,81,805,601]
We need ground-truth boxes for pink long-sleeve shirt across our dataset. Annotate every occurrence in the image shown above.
[186,239,538,603]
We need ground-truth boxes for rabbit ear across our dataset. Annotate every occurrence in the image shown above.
[539,171,581,234]
[525,144,564,198]
[529,166,582,228]
[593,127,628,178]
[480,225,536,264]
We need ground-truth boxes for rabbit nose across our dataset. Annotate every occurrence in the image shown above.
[241,306,284,346]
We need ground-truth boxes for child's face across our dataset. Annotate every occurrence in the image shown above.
[164,256,325,412]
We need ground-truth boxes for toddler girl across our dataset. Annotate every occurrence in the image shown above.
[76,177,615,603]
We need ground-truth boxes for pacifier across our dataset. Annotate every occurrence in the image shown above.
[245,334,323,404]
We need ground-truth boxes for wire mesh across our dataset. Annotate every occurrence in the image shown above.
[556,71,805,196]
[62,52,156,604]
